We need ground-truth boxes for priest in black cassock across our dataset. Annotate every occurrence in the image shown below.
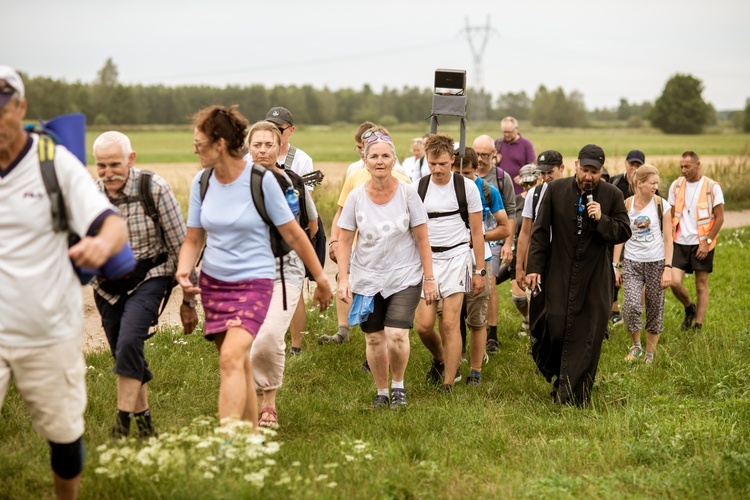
[525,144,631,406]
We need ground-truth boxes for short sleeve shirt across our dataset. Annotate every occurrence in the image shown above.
[0,135,114,346]
[624,197,672,262]
[187,162,295,281]
[422,175,483,259]
[338,181,428,297]
[668,177,724,245]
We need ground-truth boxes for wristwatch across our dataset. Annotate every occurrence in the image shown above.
[706,238,713,245]
[182,298,197,308]
[474,268,487,276]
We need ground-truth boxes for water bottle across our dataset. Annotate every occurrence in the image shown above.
[285,186,300,216]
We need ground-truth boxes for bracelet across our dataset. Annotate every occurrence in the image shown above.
[328,240,339,247]
[664,264,672,268]
[182,298,197,308]
[423,277,436,282]
[612,263,621,269]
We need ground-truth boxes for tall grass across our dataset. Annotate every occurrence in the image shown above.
[2,229,749,498]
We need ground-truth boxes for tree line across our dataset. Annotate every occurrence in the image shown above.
[21,59,750,134]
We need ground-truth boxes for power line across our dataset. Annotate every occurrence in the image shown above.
[460,16,499,121]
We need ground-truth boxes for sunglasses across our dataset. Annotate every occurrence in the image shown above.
[362,131,392,144]
[277,125,291,134]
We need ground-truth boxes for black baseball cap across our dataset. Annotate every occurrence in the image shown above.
[536,150,563,172]
[265,107,294,126]
[578,144,605,170]
[626,149,645,165]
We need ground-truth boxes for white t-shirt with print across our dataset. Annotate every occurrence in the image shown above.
[0,135,114,347]
[422,174,483,260]
[338,181,428,298]
[668,177,725,245]
[624,197,672,262]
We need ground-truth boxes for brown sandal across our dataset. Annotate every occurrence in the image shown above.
[258,407,278,428]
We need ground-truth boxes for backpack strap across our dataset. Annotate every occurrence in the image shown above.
[655,196,664,235]
[417,174,430,201]
[417,173,469,229]
[137,170,166,250]
[453,173,469,229]
[495,166,505,192]
[38,135,69,233]
[199,167,213,202]
[481,177,492,208]
[251,164,289,310]
[283,145,297,171]
[531,185,542,222]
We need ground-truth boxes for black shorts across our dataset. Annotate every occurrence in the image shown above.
[360,285,422,333]
[673,243,714,274]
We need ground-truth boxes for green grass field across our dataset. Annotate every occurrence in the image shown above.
[2,229,749,498]
[83,124,750,164]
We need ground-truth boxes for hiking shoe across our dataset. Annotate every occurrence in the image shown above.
[681,304,696,331]
[486,339,500,354]
[517,321,530,337]
[318,332,349,344]
[610,312,624,327]
[460,351,468,364]
[389,389,407,409]
[644,354,655,365]
[624,345,643,362]
[466,374,481,386]
[361,359,371,373]
[442,384,453,393]
[372,395,389,408]
[692,323,703,332]
[288,347,302,357]
[454,368,462,383]
[425,359,444,385]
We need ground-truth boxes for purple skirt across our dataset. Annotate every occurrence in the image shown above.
[199,272,274,339]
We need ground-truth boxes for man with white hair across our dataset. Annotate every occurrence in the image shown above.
[0,66,128,500]
[92,131,197,439]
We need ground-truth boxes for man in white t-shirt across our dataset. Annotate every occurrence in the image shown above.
[414,134,485,391]
[668,151,725,331]
[265,107,321,356]
[0,66,128,500]
[516,150,566,288]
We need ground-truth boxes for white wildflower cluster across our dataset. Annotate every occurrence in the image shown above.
[95,417,281,488]
[719,228,748,248]
[338,438,374,463]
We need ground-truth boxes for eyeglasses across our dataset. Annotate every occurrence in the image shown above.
[193,139,211,150]
[362,131,392,144]
[277,125,290,134]
[476,152,494,159]
[354,144,364,153]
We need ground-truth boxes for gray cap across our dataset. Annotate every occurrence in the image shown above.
[265,107,294,126]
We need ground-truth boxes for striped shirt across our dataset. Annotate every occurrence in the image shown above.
[93,167,187,304]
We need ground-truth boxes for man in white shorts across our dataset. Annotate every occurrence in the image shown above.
[414,134,485,392]
[0,66,128,500]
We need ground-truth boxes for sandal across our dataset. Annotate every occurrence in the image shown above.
[258,407,278,429]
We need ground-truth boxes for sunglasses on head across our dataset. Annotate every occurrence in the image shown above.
[363,131,392,144]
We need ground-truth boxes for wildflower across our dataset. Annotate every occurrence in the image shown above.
[327,482,338,488]
[344,455,355,462]
[203,471,214,479]
[315,474,329,482]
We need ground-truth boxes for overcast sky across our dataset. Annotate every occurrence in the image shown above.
[4,0,749,111]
